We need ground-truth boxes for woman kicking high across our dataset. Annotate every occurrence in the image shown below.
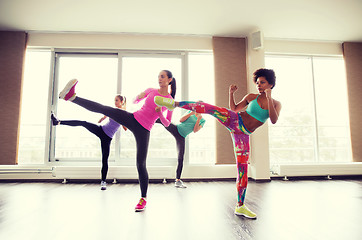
[51,95,127,190]
[154,68,281,219]
[58,70,176,212]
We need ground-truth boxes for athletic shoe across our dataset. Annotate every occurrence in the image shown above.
[100,181,107,191]
[234,204,257,219]
[135,198,147,212]
[51,112,60,125]
[59,79,78,101]
[175,180,187,188]
[154,96,175,111]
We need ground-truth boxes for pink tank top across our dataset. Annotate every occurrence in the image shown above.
[133,88,173,131]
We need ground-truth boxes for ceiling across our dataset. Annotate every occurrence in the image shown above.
[0,0,361,42]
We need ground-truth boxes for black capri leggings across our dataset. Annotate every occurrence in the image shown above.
[156,119,185,179]
[73,97,150,198]
[59,120,111,181]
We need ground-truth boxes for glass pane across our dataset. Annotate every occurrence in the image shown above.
[121,56,182,166]
[313,57,352,162]
[266,55,317,164]
[18,50,51,164]
[54,55,118,161]
[188,53,216,164]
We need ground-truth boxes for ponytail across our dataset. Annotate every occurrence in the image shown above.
[169,77,176,99]
[163,69,176,99]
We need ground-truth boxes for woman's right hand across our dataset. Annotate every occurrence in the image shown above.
[229,85,238,94]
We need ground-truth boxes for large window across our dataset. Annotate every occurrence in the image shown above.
[18,50,216,166]
[266,55,352,165]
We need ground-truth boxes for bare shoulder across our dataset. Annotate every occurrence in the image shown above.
[246,93,258,102]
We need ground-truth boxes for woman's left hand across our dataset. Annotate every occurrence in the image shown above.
[265,89,272,99]
[155,106,162,112]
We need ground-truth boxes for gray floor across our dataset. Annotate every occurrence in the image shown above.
[0,178,361,240]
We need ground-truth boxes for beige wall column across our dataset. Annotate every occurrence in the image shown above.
[0,31,27,165]
[342,42,362,162]
[212,37,247,164]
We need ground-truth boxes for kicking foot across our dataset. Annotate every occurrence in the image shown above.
[135,198,147,212]
[234,204,257,219]
[51,112,60,125]
[59,79,78,101]
[154,96,175,111]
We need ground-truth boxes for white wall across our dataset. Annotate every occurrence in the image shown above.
[264,39,343,55]
[27,32,213,51]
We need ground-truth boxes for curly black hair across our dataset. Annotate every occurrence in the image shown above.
[253,68,276,89]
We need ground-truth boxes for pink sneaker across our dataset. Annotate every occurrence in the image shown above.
[135,198,147,212]
[59,79,78,101]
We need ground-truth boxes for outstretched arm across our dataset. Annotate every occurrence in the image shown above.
[133,91,146,104]
[133,88,153,104]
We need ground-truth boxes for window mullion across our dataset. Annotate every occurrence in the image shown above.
[310,57,320,163]
[114,53,123,164]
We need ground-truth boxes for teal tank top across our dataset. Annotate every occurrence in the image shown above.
[177,111,206,138]
[245,95,269,123]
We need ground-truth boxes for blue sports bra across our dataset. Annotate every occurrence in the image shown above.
[245,95,269,123]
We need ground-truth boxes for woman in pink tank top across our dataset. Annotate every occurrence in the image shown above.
[58,70,176,212]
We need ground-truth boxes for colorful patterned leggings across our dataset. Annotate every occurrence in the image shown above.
[178,101,250,205]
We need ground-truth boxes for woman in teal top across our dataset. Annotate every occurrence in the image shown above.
[155,68,281,218]
[157,111,205,188]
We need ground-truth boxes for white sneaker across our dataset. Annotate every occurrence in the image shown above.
[100,181,107,190]
[59,79,78,101]
[175,180,187,188]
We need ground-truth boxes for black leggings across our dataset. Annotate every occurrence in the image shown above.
[59,121,111,181]
[156,119,185,179]
[73,97,150,198]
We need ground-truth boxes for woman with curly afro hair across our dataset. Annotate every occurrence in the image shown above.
[154,68,281,219]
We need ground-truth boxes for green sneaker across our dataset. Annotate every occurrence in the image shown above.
[154,96,175,111]
[234,204,257,219]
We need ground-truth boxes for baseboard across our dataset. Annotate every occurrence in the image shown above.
[272,163,362,177]
[0,165,237,180]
